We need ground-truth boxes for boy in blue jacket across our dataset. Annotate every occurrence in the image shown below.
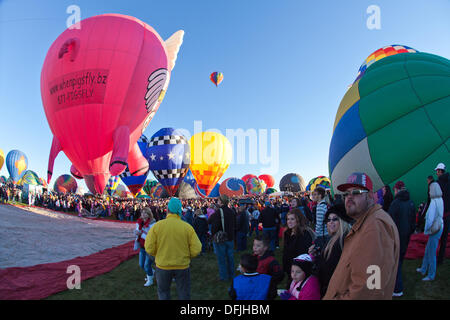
[229,254,272,300]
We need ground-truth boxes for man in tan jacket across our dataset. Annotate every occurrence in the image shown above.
[324,172,400,300]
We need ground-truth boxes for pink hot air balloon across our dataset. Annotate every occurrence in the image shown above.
[41,14,184,194]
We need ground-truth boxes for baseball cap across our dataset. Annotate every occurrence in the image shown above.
[394,181,405,190]
[435,163,446,171]
[337,172,373,192]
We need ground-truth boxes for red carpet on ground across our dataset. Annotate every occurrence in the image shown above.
[404,233,450,260]
[0,241,138,300]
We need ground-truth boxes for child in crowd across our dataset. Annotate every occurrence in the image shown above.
[253,235,284,299]
[279,254,321,300]
[229,254,272,300]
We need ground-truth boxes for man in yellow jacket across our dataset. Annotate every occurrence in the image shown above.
[145,197,202,300]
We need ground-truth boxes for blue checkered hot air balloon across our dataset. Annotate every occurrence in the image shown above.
[147,128,190,196]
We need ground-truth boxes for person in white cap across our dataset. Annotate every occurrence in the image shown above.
[435,163,449,265]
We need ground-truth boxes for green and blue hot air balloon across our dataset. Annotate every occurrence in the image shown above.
[329,45,450,206]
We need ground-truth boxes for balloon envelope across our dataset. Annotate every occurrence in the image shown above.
[54,174,77,193]
[147,128,190,196]
[119,135,151,196]
[279,173,305,192]
[306,176,331,191]
[19,170,41,186]
[0,149,4,171]
[258,174,275,188]
[265,187,278,195]
[246,177,267,195]
[6,150,28,183]
[149,183,169,199]
[195,182,220,198]
[176,181,198,199]
[41,14,184,194]
[329,47,449,206]
[242,174,256,184]
[189,132,232,196]
[210,72,223,86]
[143,179,158,195]
[219,177,247,197]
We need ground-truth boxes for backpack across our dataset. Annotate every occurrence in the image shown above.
[213,208,228,244]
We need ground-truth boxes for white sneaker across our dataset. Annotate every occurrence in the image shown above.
[422,276,433,281]
[416,268,425,275]
[392,292,403,297]
[144,275,154,287]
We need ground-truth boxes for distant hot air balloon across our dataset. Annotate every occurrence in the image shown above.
[18,170,41,186]
[210,72,223,87]
[306,176,331,192]
[258,174,275,188]
[39,177,48,188]
[105,175,120,196]
[114,184,132,198]
[242,174,257,184]
[0,149,4,171]
[119,135,151,196]
[149,183,169,199]
[195,182,220,198]
[143,179,158,195]
[42,14,184,195]
[219,177,247,197]
[6,150,28,184]
[279,173,305,192]
[176,181,198,199]
[246,177,267,195]
[265,187,278,195]
[54,174,78,193]
[147,128,190,196]
[183,169,197,188]
[189,132,232,196]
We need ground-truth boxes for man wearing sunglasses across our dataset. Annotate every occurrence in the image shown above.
[323,172,400,300]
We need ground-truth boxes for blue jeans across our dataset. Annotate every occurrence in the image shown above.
[419,228,443,280]
[139,248,154,276]
[213,241,235,281]
[198,233,207,253]
[263,227,277,252]
[394,256,404,293]
[236,232,247,251]
[249,220,259,237]
[281,211,287,226]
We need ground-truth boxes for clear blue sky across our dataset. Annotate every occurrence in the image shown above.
[1,0,449,191]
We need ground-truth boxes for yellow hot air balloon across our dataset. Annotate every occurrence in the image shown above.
[0,149,4,171]
[189,132,232,196]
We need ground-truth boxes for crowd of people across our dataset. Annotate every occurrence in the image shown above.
[0,161,448,300]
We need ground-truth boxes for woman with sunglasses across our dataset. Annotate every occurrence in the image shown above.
[309,203,353,298]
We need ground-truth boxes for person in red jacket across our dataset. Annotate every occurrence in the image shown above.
[136,207,156,287]
[253,235,284,299]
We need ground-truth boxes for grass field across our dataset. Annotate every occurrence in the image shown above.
[46,234,450,300]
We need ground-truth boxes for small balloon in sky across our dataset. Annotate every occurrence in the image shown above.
[210,72,223,87]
